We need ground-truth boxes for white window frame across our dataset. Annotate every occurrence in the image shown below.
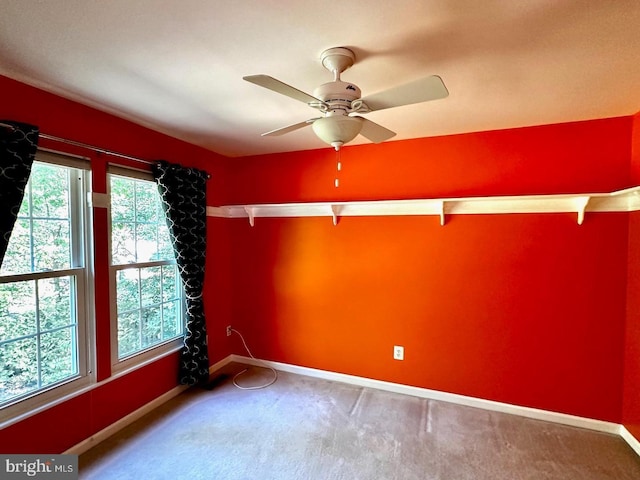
[108,166,184,374]
[0,150,94,423]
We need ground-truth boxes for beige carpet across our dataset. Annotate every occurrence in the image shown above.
[79,364,640,479]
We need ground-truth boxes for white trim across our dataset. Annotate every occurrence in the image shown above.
[208,355,234,375]
[206,185,640,225]
[231,355,620,435]
[58,355,640,457]
[104,343,183,384]
[232,356,640,449]
[620,426,640,457]
[63,356,233,455]
[0,345,182,430]
[64,384,188,455]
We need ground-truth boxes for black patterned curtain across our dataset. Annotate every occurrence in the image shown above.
[152,160,209,386]
[0,120,39,266]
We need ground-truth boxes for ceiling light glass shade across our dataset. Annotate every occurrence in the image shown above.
[312,116,363,150]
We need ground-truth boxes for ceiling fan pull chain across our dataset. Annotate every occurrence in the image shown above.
[334,149,341,188]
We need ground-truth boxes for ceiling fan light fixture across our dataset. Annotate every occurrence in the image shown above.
[312,116,363,151]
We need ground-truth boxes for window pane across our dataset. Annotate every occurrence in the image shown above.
[141,306,161,348]
[162,301,181,340]
[136,223,158,262]
[117,269,140,313]
[0,219,31,275]
[110,177,135,222]
[112,222,136,265]
[140,267,162,306]
[0,337,38,403]
[39,277,73,331]
[135,182,158,223]
[161,266,179,302]
[30,164,69,219]
[158,226,174,260]
[114,263,184,359]
[1,162,73,276]
[0,280,36,343]
[40,327,76,387]
[33,219,71,271]
[0,275,79,405]
[118,311,141,358]
[110,174,175,265]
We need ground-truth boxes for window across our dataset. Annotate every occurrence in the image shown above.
[109,169,184,368]
[0,154,91,409]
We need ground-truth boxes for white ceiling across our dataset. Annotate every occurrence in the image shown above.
[1,1,639,158]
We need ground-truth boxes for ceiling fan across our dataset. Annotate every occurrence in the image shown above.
[244,47,449,151]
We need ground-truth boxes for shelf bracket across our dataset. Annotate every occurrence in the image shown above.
[575,196,590,225]
[244,206,255,227]
[330,205,340,226]
[438,200,446,226]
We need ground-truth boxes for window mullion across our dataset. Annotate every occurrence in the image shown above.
[69,169,83,268]
[34,279,42,390]
[28,179,35,273]
[160,265,165,341]
[134,182,139,263]
[137,268,143,352]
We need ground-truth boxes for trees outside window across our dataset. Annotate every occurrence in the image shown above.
[0,160,89,406]
[109,173,184,364]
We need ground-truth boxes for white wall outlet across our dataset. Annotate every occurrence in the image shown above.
[393,345,404,360]
[226,325,232,337]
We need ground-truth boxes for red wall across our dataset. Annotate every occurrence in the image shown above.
[226,119,633,423]
[0,75,232,452]
[624,111,640,439]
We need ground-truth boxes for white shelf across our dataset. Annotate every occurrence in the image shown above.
[206,186,640,226]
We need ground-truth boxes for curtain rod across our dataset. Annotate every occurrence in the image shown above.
[0,122,210,178]
[0,121,151,164]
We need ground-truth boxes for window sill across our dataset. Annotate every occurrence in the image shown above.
[0,342,183,430]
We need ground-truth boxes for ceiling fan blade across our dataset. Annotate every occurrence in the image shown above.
[360,75,448,112]
[359,117,396,143]
[244,75,326,106]
[262,118,319,137]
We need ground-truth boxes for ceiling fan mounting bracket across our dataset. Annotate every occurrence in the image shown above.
[320,47,355,80]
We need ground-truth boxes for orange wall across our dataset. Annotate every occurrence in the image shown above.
[624,111,640,438]
[226,119,633,423]
[0,75,231,452]
[224,117,633,204]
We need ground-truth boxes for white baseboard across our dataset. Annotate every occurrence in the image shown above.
[65,357,234,455]
[64,384,188,455]
[65,354,640,458]
[208,356,234,375]
[620,425,640,456]
[231,354,638,449]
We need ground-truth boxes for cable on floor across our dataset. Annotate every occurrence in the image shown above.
[230,328,278,390]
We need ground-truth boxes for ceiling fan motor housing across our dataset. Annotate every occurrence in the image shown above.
[313,81,362,113]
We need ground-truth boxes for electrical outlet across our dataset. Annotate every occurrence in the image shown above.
[226,325,232,337]
[393,345,404,361]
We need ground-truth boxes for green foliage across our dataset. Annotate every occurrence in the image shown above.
[115,266,183,359]
[0,166,185,404]
[0,277,76,403]
[110,175,183,360]
[0,163,77,404]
